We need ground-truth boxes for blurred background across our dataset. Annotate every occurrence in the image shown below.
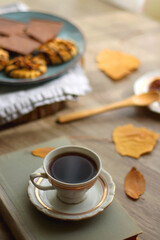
[105,0,160,21]
[0,0,160,21]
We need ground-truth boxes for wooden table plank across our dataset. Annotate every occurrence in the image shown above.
[0,1,160,240]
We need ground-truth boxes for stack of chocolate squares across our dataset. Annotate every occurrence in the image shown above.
[0,18,78,79]
[0,18,63,55]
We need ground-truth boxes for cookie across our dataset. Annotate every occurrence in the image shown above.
[96,49,140,81]
[0,48,9,71]
[5,55,47,79]
[39,38,78,65]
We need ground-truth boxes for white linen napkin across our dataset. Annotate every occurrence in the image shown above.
[0,3,91,125]
[0,2,29,14]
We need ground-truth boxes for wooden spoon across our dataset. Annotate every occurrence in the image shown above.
[57,91,160,123]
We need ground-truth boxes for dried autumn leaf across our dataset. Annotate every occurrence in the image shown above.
[96,49,140,81]
[125,167,145,200]
[32,147,56,158]
[112,124,159,159]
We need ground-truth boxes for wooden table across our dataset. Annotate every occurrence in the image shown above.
[0,0,160,239]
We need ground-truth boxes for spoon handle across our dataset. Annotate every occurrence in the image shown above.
[57,97,133,123]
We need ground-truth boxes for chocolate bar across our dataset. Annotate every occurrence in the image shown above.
[26,19,63,43]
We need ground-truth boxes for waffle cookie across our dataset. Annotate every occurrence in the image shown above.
[5,55,47,79]
[0,48,9,71]
[39,38,78,65]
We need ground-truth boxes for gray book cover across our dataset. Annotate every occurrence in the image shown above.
[0,137,142,240]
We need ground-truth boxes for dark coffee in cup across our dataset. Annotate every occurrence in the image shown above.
[30,145,102,203]
[49,152,97,184]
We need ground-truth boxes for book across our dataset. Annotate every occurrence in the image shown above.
[0,137,142,240]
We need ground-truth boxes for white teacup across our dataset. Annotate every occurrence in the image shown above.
[30,145,102,204]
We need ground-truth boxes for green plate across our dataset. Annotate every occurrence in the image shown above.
[0,11,85,85]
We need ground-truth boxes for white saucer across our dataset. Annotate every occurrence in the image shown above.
[133,70,160,114]
[27,167,115,221]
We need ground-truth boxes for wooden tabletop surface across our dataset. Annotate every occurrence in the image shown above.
[0,0,160,240]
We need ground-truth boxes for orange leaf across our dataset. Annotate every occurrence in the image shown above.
[96,49,140,81]
[125,167,145,200]
[112,124,159,159]
[32,147,56,158]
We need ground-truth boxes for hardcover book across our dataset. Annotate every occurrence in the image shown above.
[0,137,142,240]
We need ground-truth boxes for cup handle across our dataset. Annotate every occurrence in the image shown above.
[30,172,55,190]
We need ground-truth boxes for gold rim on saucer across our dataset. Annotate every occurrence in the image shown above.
[35,175,107,216]
[28,167,115,220]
